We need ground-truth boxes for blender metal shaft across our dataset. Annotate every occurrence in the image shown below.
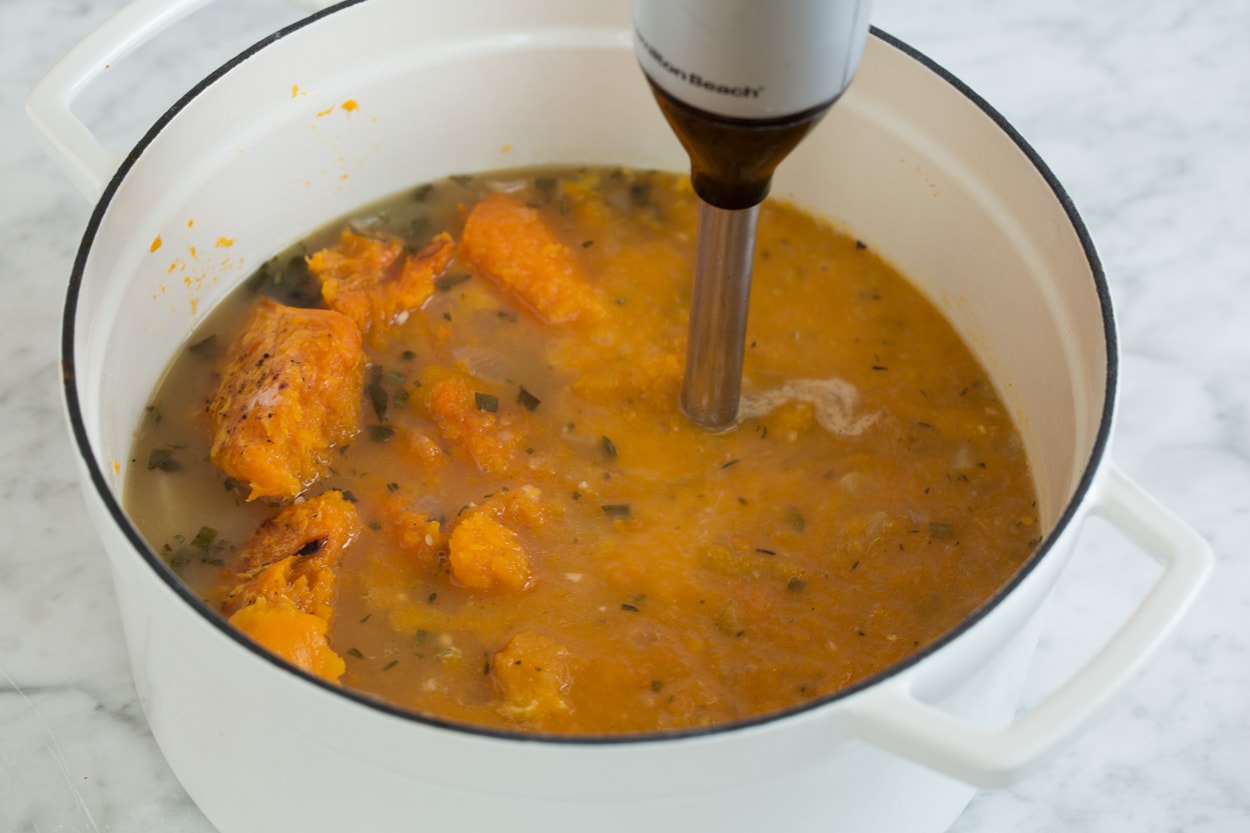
[681,201,759,429]
[634,0,871,430]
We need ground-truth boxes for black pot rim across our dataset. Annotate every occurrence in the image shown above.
[61,6,1116,746]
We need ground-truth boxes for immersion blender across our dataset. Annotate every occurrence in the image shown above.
[633,0,872,429]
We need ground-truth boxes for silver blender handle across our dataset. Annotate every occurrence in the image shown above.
[633,0,872,429]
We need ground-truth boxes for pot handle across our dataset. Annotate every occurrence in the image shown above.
[847,461,1212,787]
[25,0,224,201]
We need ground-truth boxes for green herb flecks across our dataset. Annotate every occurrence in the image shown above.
[368,424,396,443]
[517,387,541,412]
[367,366,389,422]
[190,526,217,550]
[534,176,557,198]
[147,447,180,472]
[434,272,471,292]
[785,507,806,533]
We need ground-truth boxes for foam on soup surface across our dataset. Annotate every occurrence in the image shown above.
[124,167,1039,734]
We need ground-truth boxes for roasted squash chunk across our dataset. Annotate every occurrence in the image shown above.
[425,375,521,475]
[491,631,573,723]
[229,599,346,684]
[448,511,533,591]
[459,193,602,324]
[224,491,360,683]
[308,228,455,336]
[479,484,554,531]
[208,299,363,501]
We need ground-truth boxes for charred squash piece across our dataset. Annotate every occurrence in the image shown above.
[308,228,455,336]
[225,490,360,618]
[208,299,363,502]
[224,491,360,683]
[459,193,602,324]
[491,631,573,724]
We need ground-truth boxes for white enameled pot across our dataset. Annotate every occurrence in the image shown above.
[29,1,1213,832]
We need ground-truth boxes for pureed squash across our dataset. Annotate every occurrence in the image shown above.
[123,167,1039,734]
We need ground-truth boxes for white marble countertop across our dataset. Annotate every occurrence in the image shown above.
[2,0,1247,830]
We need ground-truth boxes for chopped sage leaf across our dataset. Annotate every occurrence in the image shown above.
[786,507,806,533]
[147,448,180,472]
[191,526,217,550]
[601,504,631,519]
[929,522,955,538]
[368,424,396,442]
[516,387,541,412]
[600,435,618,460]
[474,392,499,413]
[434,272,471,292]
[367,377,388,421]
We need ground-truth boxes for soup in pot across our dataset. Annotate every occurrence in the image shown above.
[124,167,1039,734]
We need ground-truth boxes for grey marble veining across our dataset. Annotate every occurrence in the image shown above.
[2,0,1247,831]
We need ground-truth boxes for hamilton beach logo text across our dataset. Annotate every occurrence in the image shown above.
[636,28,763,99]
